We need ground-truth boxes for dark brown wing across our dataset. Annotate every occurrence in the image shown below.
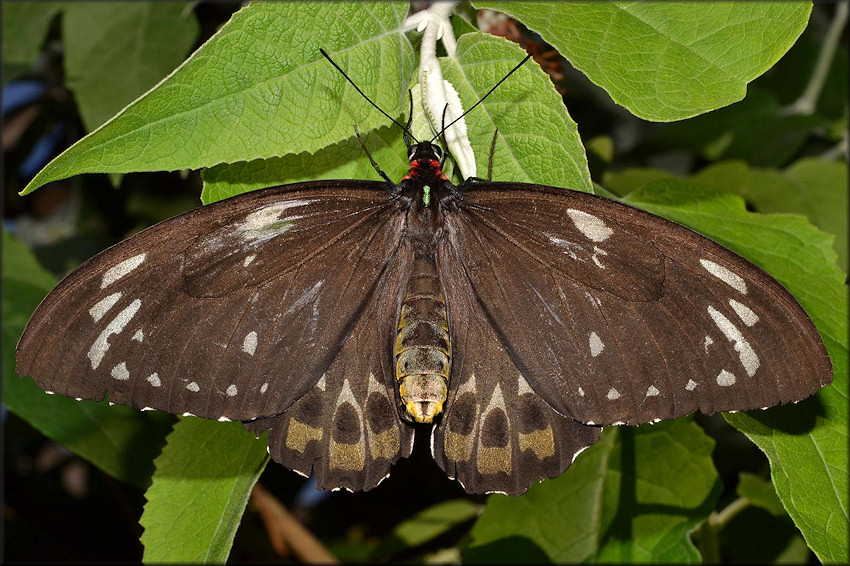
[442,182,831,427]
[17,180,407,423]
[246,240,416,492]
[431,239,601,495]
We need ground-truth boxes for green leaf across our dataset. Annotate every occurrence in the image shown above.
[2,1,62,78]
[373,499,481,560]
[140,417,269,563]
[62,2,199,131]
[201,32,591,201]
[466,419,720,563]
[445,33,592,191]
[201,126,407,204]
[737,472,786,517]
[473,1,811,121]
[623,179,848,564]
[693,158,848,273]
[2,229,171,489]
[22,1,415,195]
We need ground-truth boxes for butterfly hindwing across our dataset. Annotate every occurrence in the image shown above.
[430,240,602,496]
[246,241,416,492]
[16,181,407,422]
[444,183,831,427]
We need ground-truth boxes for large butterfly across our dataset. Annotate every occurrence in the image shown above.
[15,134,832,495]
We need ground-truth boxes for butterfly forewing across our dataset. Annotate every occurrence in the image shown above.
[444,183,831,427]
[246,240,416,492]
[430,239,602,495]
[16,181,407,422]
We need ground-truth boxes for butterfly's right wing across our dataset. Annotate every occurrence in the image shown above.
[431,240,601,496]
[17,181,407,423]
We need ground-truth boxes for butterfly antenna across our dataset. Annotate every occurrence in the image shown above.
[320,48,419,144]
[429,53,533,144]
[353,125,394,186]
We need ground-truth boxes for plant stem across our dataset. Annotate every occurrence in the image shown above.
[783,2,848,116]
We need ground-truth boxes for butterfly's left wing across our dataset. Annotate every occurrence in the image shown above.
[16,181,407,424]
[442,183,831,427]
[246,240,416,492]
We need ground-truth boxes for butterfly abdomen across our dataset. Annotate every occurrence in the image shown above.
[395,253,450,423]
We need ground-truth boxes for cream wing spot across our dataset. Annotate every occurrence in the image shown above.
[707,306,760,376]
[607,388,620,400]
[132,329,144,342]
[88,299,142,369]
[704,335,714,352]
[716,369,737,386]
[685,379,698,391]
[186,381,200,392]
[729,299,759,327]
[111,362,129,381]
[242,331,258,355]
[646,385,660,397]
[243,254,256,267]
[101,253,146,288]
[567,209,613,242]
[700,259,747,294]
[226,384,238,397]
[89,292,122,322]
[589,332,605,357]
[578,387,585,397]
[147,373,161,387]
[260,382,269,394]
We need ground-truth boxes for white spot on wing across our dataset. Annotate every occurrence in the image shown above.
[236,201,312,244]
[242,331,258,355]
[186,381,200,392]
[567,209,613,242]
[226,384,238,397]
[591,246,608,268]
[685,379,698,391]
[101,253,146,288]
[218,416,232,422]
[571,446,589,463]
[704,335,714,352]
[729,299,759,327]
[315,374,327,391]
[88,299,142,369]
[147,373,161,387]
[700,259,747,294]
[111,362,129,381]
[517,374,534,395]
[578,387,585,397]
[89,292,122,322]
[716,369,737,386]
[243,254,256,267]
[547,235,582,259]
[707,305,760,376]
[260,382,268,394]
[646,385,660,397]
[607,388,620,400]
[132,329,144,342]
[589,332,605,357]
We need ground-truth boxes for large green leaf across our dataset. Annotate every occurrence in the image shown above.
[63,2,199,131]
[474,1,811,121]
[200,32,592,202]
[2,229,171,489]
[624,180,848,564]
[139,417,268,563]
[21,1,414,195]
[466,419,719,562]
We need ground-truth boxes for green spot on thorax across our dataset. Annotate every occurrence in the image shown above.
[423,185,431,207]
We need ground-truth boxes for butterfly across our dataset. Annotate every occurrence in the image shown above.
[16,53,832,496]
